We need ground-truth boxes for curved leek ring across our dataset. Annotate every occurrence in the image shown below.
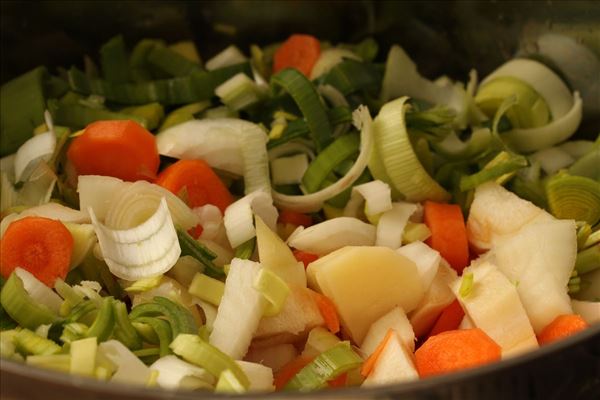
[373,97,450,202]
[91,197,181,281]
[272,106,374,212]
[546,172,600,226]
[223,191,278,249]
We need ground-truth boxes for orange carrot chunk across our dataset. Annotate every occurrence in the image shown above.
[293,249,319,268]
[155,159,233,213]
[310,291,341,334]
[360,329,394,377]
[428,299,465,337]
[273,34,321,77]
[0,217,74,287]
[537,314,589,345]
[274,355,314,390]
[423,201,469,274]
[279,210,313,227]
[67,120,160,182]
[415,328,501,378]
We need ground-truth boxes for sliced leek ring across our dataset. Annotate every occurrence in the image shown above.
[90,197,181,281]
[373,97,450,202]
[546,172,600,226]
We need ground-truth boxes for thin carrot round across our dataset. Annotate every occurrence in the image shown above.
[415,328,501,378]
[424,201,470,274]
[537,314,589,345]
[67,120,160,182]
[155,159,233,213]
[279,209,313,227]
[0,216,73,287]
[273,34,321,77]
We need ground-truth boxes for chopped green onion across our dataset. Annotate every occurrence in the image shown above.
[459,151,528,192]
[112,300,142,350]
[215,73,265,111]
[132,317,172,357]
[61,322,89,344]
[546,172,600,226]
[100,35,130,83]
[48,99,147,130]
[177,227,224,279]
[459,273,475,298]
[284,342,363,391]
[170,333,250,388]
[188,273,225,307]
[271,68,333,152]
[85,297,115,342]
[146,44,202,77]
[253,268,290,317]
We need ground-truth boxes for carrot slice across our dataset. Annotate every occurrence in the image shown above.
[67,120,160,182]
[327,372,347,388]
[310,291,340,334]
[274,355,313,390]
[360,329,394,377]
[415,328,501,378]
[293,249,319,268]
[537,314,589,345]
[423,201,469,273]
[0,217,74,287]
[428,299,465,337]
[155,159,233,213]
[273,34,321,77]
[279,210,313,227]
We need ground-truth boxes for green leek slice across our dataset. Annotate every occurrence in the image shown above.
[15,328,61,356]
[373,97,450,202]
[546,173,600,226]
[0,272,59,330]
[170,333,250,388]
[189,273,225,307]
[132,317,172,357]
[177,227,224,279]
[284,341,363,391]
[271,68,333,152]
[253,268,290,317]
[112,300,142,350]
[70,337,97,377]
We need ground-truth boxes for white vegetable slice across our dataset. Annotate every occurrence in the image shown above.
[396,241,441,291]
[310,48,361,80]
[236,360,274,392]
[272,105,374,212]
[270,154,309,185]
[210,258,266,359]
[450,261,538,358]
[150,355,214,390]
[155,118,270,194]
[361,306,415,355]
[15,268,62,313]
[223,191,278,249]
[376,202,418,249]
[362,331,419,387]
[90,197,181,281]
[571,300,600,325]
[205,45,247,71]
[98,340,152,385]
[104,180,199,230]
[78,175,129,222]
[287,217,376,256]
[529,146,575,175]
[14,131,56,183]
[343,180,392,221]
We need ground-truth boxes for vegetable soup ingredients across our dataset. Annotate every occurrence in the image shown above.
[423,201,469,273]
[0,217,73,286]
[537,314,589,345]
[273,34,321,77]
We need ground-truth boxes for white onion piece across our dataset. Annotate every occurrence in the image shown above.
[15,268,62,313]
[16,162,56,208]
[150,355,214,390]
[344,180,392,220]
[376,202,418,249]
[16,203,89,224]
[193,204,224,241]
[224,191,278,248]
[396,242,441,291]
[530,146,575,175]
[99,340,152,385]
[270,154,309,185]
[104,180,199,231]
[14,131,56,183]
[236,361,274,392]
[272,105,374,212]
[91,198,181,281]
[78,175,130,222]
[502,92,582,152]
[481,58,574,119]
[205,45,247,71]
[287,217,376,256]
